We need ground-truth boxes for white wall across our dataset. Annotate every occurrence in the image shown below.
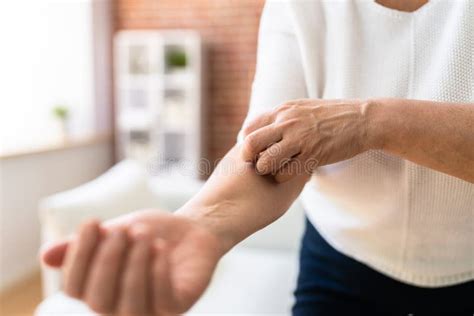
[92,0,114,133]
[0,141,113,292]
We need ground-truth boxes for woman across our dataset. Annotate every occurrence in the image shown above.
[42,0,473,315]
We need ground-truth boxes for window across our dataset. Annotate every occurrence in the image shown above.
[0,0,97,154]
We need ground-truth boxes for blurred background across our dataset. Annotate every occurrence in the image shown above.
[0,1,305,315]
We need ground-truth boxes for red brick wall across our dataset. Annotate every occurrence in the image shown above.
[115,0,265,161]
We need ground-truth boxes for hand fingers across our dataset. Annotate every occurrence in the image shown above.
[83,229,128,314]
[63,219,101,299]
[151,240,180,315]
[255,139,300,175]
[242,112,274,137]
[274,155,317,183]
[116,226,152,315]
[41,241,69,268]
[241,124,282,162]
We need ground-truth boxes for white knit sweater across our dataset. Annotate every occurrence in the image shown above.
[240,0,474,287]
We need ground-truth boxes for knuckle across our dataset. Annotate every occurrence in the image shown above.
[243,134,258,152]
[242,127,250,137]
[242,124,253,136]
[278,101,299,111]
[277,102,291,110]
[278,118,299,128]
[273,105,288,116]
[274,109,292,122]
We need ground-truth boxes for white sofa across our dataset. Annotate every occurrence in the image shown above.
[36,160,305,315]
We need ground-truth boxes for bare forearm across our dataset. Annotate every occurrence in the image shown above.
[368,98,474,183]
[176,145,308,253]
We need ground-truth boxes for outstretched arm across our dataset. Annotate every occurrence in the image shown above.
[177,144,310,253]
[41,145,310,315]
[41,2,308,314]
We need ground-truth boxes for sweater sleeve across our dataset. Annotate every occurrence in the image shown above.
[237,0,308,143]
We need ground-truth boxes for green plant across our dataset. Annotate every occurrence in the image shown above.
[52,105,69,121]
[166,49,187,68]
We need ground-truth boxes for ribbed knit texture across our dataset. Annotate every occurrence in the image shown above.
[240,0,474,287]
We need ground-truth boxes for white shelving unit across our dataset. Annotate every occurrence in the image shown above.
[114,30,206,178]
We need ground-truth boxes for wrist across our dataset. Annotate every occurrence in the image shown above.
[361,98,388,150]
[175,202,239,256]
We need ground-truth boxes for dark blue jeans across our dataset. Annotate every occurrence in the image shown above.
[293,218,474,316]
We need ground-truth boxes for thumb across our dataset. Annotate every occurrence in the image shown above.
[40,240,69,268]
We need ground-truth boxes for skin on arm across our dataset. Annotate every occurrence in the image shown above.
[41,97,472,315]
[367,98,474,183]
[41,144,310,315]
[241,98,474,184]
[177,145,311,253]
